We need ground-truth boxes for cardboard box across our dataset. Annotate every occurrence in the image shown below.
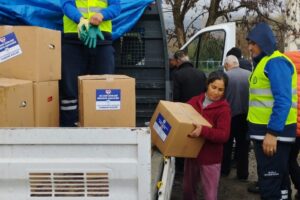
[0,26,61,81]
[150,100,212,158]
[33,81,59,127]
[79,75,136,127]
[0,78,34,127]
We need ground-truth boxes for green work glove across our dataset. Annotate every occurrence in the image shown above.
[79,26,88,42]
[84,25,105,48]
[77,17,89,39]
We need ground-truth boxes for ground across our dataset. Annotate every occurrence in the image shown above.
[170,148,299,200]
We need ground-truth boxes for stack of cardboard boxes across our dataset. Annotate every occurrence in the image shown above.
[0,25,137,128]
[0,26,61,127]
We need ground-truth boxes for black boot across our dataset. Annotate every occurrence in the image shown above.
[247,181,260,194]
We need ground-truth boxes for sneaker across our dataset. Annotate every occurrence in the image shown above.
[247,181,260,194]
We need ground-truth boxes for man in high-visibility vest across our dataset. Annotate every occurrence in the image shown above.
[59,0,120,127]
[247,22,297,200]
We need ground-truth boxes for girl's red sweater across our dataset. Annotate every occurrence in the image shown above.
[187,93,231,165]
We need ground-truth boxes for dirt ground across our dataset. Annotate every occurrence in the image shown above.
[170,147,299,200]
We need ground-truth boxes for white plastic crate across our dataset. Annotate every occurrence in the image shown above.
[0,128,151,200]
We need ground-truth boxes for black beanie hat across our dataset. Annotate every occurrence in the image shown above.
[226,47,242,58]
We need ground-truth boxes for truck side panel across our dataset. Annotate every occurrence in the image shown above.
[0,128,151,200]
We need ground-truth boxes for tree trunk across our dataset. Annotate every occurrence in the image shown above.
[173,15,185,48]
[172,0,186,47]
[205,0,221,27]
[285,0,300,51]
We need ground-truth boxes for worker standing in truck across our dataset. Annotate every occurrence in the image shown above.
[247,22,297,200]
[59,0,121,127]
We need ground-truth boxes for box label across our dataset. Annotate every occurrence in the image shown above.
[0,32,22,63]
[153,113,172,142]
[96,89,121,110]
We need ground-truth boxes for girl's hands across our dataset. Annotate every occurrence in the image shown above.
[188,123,203,138]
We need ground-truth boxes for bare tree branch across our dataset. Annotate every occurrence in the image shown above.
[163,0,289,49]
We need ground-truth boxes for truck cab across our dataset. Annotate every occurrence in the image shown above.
[181,22,236,74]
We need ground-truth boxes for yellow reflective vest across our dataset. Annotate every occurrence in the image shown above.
[247,50,297,125]
[63,0,112,33]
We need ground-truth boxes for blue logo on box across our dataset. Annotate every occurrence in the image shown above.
[96,89,121,101]
[95,89,121,110]
[0,32,22,63]
[153,113,172,142]
[156,113,171,135]
[0,33,19,51]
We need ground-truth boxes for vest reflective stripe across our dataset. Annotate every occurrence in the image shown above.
[250,135,296,142]
[63,0,112,33]
[78,7,102,13]
[249,100,297,108]
[78,8,88,12]
[250,88,297,96]
[248,50,297,125]
[89,7,102,12]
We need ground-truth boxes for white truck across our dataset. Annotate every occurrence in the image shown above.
[0,0,237,198]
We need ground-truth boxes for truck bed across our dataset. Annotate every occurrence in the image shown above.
[0,128,174,200]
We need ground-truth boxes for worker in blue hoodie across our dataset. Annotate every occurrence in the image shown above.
[59,0,121,126]
[247,22,297,200]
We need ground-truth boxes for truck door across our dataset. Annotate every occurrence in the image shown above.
[180,22,236,74]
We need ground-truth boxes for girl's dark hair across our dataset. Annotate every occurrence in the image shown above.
[206,70,229,94]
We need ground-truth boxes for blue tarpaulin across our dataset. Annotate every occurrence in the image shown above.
[0,0,154,40]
